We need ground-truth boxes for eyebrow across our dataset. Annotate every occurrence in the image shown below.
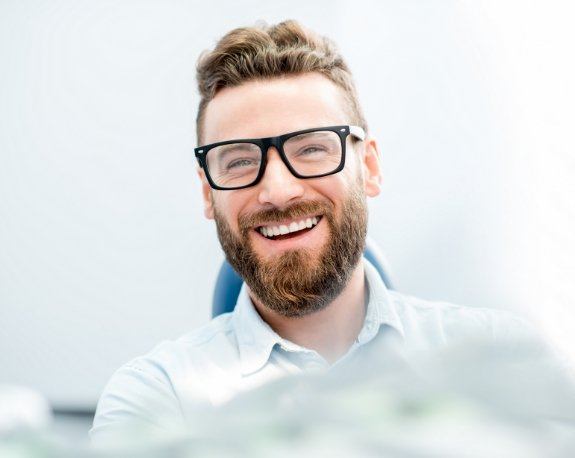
[287,131,337,143]
[217,143,256,154]
[213,143,259,166]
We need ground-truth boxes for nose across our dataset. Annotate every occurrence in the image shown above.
[257,147,305,208]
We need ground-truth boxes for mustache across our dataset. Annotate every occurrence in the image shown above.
[238,200,334,233]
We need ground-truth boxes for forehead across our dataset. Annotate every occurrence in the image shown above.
[202,73,351,144]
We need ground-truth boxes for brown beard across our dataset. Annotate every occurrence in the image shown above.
[213,178,368,318]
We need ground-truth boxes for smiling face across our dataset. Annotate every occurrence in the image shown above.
[198,72,382,317]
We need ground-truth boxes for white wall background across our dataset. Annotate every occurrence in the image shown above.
[1,0,573,409]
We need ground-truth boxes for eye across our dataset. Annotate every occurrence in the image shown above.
[299,145,327,155]
[226,158,259,170]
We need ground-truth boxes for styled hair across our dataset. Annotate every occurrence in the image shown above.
[195,20,367,144]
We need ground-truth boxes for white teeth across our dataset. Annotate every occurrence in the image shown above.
[259,216,321,239]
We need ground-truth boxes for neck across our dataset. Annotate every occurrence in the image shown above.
[250,261,367,364]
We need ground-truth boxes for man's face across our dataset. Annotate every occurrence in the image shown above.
[199,73,381,317]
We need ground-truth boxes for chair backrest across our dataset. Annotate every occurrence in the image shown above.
[212,237,394,318]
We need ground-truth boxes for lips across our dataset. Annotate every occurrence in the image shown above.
[257,216,322,239]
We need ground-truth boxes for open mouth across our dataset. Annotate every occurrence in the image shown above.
[256,216,322,241]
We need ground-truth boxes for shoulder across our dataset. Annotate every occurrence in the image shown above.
[105,312,239,389]
[135,312,238,369]
[387,290,539,347]
[103,312,238,384]
[91,313,238,445]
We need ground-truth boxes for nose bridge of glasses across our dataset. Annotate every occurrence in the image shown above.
[257,138,305,204]
[261,136,293,175]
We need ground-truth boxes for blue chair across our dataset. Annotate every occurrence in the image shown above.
[212,237,394,318]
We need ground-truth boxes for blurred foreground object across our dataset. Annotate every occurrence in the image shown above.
[0,385,52,434]
[179,337,575,457]
[0,385,53,458]
[4,336,574,457]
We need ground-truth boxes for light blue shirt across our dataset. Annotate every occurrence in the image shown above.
[90,258,534,444]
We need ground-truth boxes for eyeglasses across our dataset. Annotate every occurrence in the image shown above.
[195,125,366,190]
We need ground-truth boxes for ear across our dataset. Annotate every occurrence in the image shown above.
[197,167,215,220]
[361,137,383,197]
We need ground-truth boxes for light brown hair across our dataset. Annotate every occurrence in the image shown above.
[195,20,367,144]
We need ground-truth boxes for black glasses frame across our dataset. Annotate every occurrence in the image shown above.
[195,125,366,191]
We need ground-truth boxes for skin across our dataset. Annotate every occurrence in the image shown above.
[198,72,383,363]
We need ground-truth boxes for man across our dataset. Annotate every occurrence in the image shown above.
[90,20,538,444]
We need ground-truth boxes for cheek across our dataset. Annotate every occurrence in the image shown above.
[213,192,250,230]
[311,179,348,216]
[335,157,361,189]
[343,153,366,188]
[345,150,362,175]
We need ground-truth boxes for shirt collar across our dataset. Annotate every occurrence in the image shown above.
[232,283,285,376]
[232,257,405,375]
[359,257,405,343]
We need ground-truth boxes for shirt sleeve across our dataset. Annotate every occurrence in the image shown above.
[89,359,185,447]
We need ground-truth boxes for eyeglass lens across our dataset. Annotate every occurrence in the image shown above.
[205,130,342,188]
